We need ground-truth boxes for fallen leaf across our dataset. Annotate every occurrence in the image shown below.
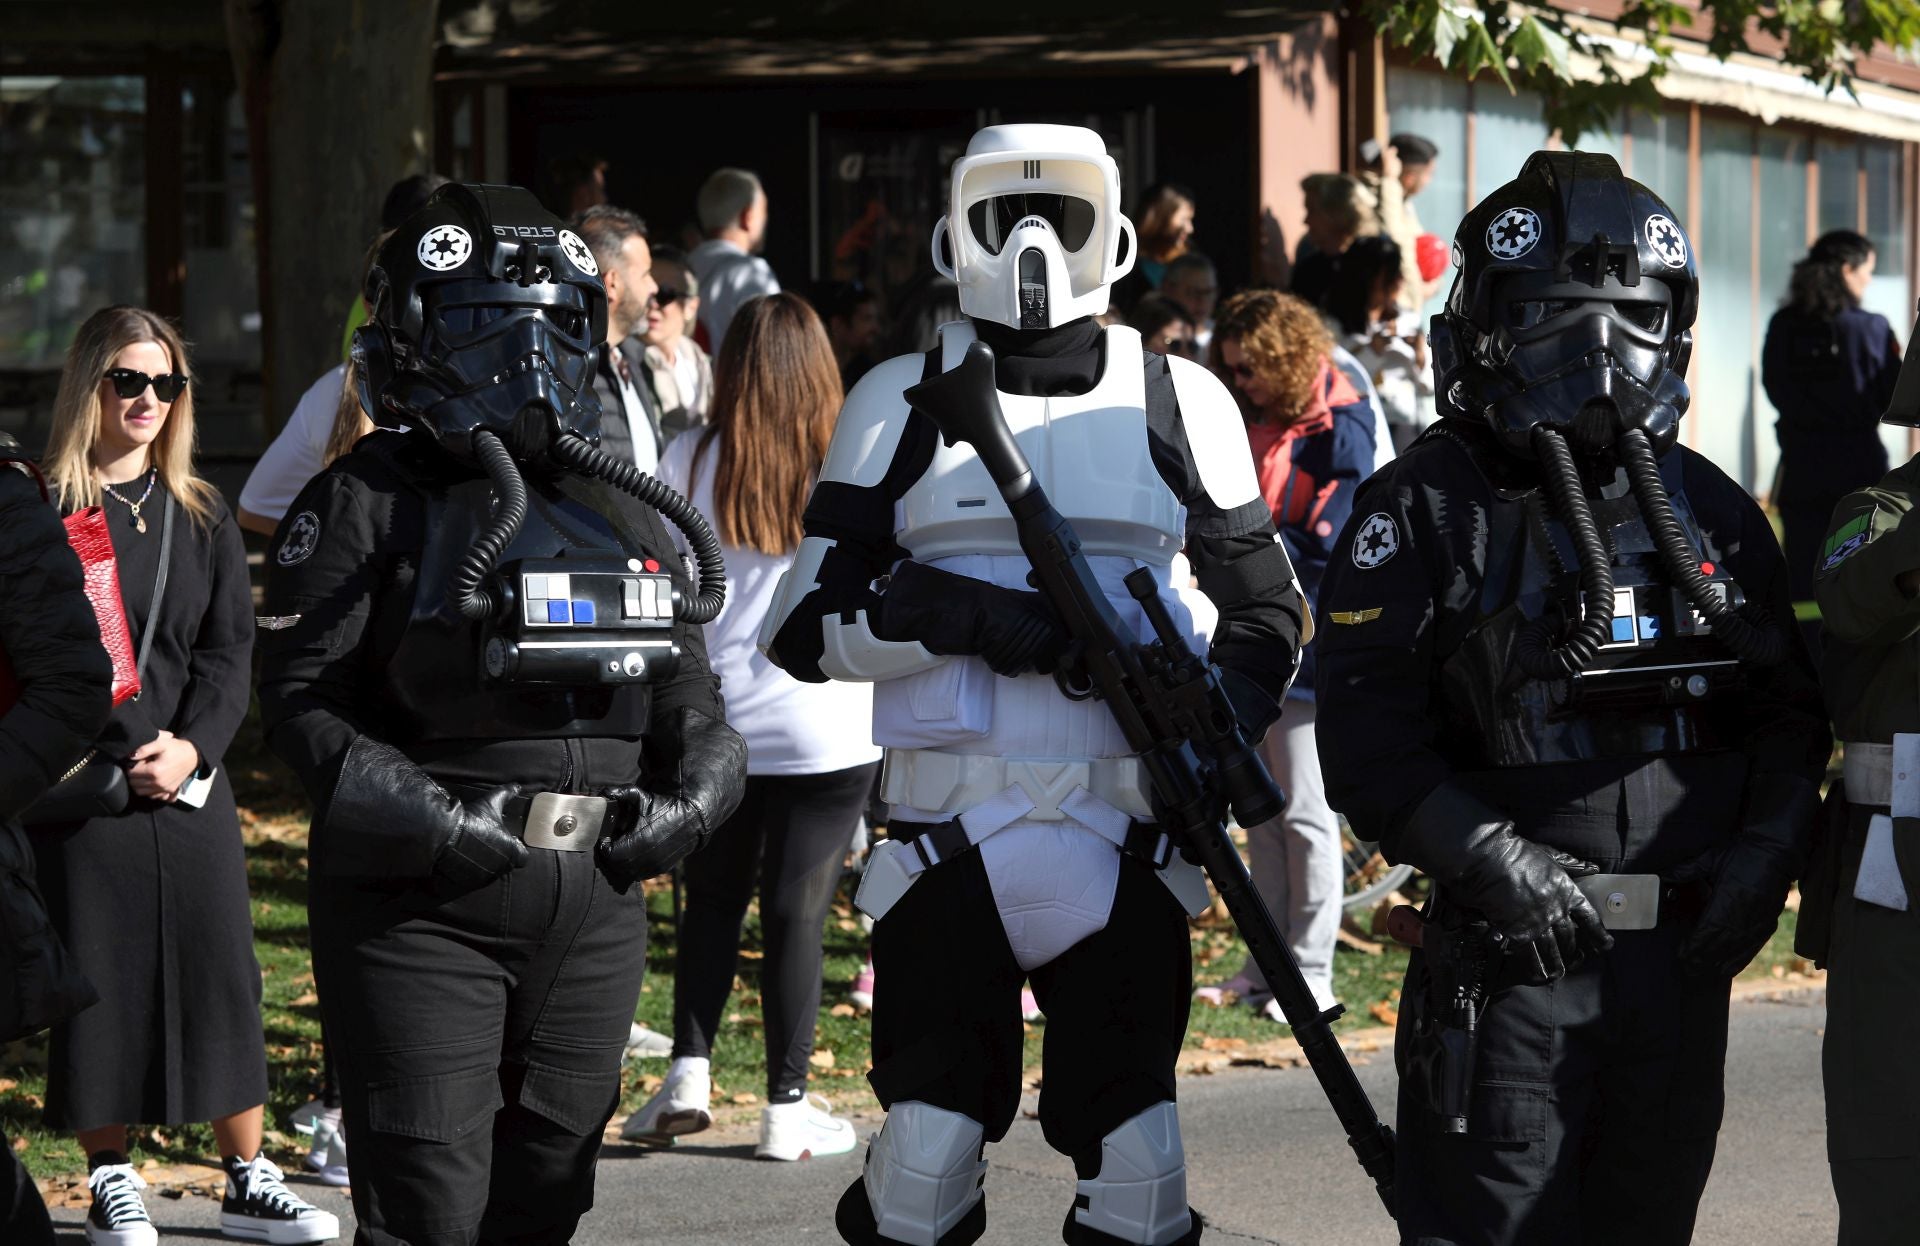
[738,949,765,960]
[290,992,319,1007]
[1199,1036,1246,1052]
[1369,1002,1399,1026]
[9,1137,23,1154]
[810,1050,835,1068]
[0,1079,15,1093]
[836,919,858,932]
[730,1092,759,1105]
[829,1003,857,1018]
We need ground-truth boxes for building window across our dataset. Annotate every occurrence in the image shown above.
[0,76,146,370]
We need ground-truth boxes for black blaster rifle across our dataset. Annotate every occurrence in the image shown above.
[906,340,1397,1217]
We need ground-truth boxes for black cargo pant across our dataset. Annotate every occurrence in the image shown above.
[845,849,1192,1239]
[1392,754,1748,1246]
[309,847,647,1246]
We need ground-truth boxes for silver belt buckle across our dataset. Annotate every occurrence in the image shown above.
[1576,873,1660,931]
[523,792,604,852]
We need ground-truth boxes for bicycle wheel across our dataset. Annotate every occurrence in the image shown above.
[1342,818,1415,913]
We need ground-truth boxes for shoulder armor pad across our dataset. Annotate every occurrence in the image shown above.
[1167,355,1261,512]
[821,353,926,489]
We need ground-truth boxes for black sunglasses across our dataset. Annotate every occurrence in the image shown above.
[105,368,189,402]
[651,288,688,309]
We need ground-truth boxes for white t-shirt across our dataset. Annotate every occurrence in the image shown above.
[239,364,348,524]
[687,239,780,353]
[657,434,880,777]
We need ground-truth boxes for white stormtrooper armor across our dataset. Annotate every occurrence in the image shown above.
[932,123,1137,330]
[769,124,1299,1246]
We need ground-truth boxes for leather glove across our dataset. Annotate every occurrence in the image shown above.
[1671,772,1821,980]
[596,707,748,892]
[873,559,1069,677]
[1397,782,1614,984]
[324,736,528,886]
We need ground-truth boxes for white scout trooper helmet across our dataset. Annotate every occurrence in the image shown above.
[932,123,1137,331]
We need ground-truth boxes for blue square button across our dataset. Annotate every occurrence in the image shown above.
[572,599,595,624]
[1610,616,1635,643]
[546,600,569,624]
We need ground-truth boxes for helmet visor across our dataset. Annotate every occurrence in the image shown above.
[965,194,1098,256]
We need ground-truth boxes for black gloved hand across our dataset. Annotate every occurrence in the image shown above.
[874,559,1069,677]
[432,785,529,892]
[1397,783,1614,984]
[1672,772,1821,980]
[596,707,748,892]
[324,736,528,886]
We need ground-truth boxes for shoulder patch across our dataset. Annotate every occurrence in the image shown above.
[277,510,320,567]
[1351,512,1399,569]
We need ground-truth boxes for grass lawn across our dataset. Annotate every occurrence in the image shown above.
[1,707,1817,1182]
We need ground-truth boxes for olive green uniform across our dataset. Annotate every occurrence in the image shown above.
[1811,452,1920,1244]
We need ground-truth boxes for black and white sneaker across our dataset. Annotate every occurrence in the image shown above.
[85,1159,158,1246]
[219,1154,340,1243]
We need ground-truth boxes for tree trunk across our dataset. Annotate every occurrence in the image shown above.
[225,0,439,434]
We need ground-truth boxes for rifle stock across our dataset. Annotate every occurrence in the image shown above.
[904,339,1398,1217]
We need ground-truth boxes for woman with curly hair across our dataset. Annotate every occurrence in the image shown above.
[1197,288,1377,1019]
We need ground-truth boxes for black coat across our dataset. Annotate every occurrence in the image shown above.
[0,466,112,818]
[1763,304,1902,506]
[29,487,266,1130]
[0,461,111,1043]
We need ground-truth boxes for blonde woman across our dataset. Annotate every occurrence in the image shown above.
[33,306,337,1245]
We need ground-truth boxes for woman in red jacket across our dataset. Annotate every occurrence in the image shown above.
[1200,289,1378,1018]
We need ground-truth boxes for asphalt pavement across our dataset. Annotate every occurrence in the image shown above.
[51,989,1835,1244]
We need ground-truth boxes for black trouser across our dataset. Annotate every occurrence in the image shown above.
[0,1130,51,1246]
[673,764,878,1100]
[1781,497,1838,660]
[309,847,646,1246]
[1394,756,1745,1245]
[862,849,1191,1181]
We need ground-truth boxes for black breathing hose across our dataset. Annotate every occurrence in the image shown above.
[548,433,727,624]
[449,429,529,620]
[1617,427,1787,667]
[1516,425,1618,680]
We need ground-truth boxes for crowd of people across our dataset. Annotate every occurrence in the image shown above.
[0,125,1910,1246]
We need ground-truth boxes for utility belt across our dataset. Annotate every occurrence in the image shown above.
[445,784,619,853]
[855,748,1210,922]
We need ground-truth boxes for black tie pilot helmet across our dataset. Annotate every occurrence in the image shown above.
[353,182,608,462]
[1430,151,1697,458]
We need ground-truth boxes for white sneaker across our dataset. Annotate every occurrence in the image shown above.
[624,1023,674,1061]
[289,1098,325,1137]
[85,1162,157,1246]
[303,1110,350,1187]
[620,1057,712,1144]
[755,1094,859,1161]
[220,1154,340,1243]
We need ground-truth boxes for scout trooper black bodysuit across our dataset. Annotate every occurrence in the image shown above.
[761,124,1305,1246]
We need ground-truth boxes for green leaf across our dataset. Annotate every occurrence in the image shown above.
[1524,15,1575,79]
[1433,5,1467,68]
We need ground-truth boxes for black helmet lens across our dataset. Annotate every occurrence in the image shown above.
[966,194,1097,256]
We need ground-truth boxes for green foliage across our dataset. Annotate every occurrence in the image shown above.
[1356,0,1920,143]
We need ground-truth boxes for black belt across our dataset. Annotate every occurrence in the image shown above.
[445,784,622,852]
[887,817,1176,873]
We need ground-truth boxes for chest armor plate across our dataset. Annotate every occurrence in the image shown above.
[1438,450,1745,768]
[895,322,1183,565]
[386,469,667,743]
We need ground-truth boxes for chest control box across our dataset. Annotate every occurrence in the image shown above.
[482,555,681,686]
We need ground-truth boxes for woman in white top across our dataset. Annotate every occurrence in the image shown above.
[626,293,880,1162]
[1318,233,1434,457]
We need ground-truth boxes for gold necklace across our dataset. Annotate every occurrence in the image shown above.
[101,468,157,533]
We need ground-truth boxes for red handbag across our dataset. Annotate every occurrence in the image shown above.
[0,462,141,713]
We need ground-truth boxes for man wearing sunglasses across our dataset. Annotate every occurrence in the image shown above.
[639,246,712,442]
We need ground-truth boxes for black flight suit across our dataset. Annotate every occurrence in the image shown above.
[258,429,721,1246]
[1313,419,1830,1245]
